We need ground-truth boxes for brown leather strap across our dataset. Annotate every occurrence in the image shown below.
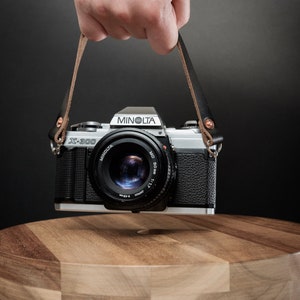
[49,33,223,156]
[52,34,88,146]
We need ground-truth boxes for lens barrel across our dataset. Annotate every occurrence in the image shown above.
[88,128,175,211]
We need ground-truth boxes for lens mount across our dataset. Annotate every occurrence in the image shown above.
[88,128,175,211]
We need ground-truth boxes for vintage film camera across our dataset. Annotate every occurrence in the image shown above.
[49,34,223,215]
[54,107,217,214]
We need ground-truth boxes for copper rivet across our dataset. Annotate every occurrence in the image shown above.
[204,118,215,129]
[56,117,63,128]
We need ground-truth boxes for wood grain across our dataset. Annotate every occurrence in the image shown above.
[0,214,299,299]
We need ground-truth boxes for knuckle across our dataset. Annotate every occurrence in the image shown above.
[115,10,131,25]
[93,3,108,18]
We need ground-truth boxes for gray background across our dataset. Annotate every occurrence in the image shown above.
[1,0,299,229]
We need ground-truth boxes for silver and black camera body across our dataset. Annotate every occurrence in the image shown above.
[54,107,217,214]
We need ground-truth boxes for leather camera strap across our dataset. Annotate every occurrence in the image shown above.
[49,33,223,156]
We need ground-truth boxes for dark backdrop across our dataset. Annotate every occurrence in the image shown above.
[1,0,299,229]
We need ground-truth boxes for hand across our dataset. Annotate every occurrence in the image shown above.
[74,0,190,54]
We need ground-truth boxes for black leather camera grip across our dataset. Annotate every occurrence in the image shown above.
[49,33,223,156]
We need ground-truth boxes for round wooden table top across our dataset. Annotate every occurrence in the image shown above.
[0,213,299,299]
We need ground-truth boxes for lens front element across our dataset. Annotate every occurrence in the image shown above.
[110,154,149,190]
[89,128,175,211]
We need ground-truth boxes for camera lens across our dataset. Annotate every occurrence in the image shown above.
[110,153,149,190]
[89,128,175,211]
[96,141,153,195]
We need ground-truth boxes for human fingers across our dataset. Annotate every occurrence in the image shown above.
[86,0,134,40]
[172,0,190,28]
[144,2,179,54]
[73,0,189,54]
[74,0,108,41]
[144,0,190,54]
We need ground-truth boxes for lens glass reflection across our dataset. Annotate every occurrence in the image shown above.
[110,154,149,190]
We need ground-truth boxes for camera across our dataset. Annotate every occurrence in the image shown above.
[54,106,218,214]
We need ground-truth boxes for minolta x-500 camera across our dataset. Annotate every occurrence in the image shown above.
[54,107,218,214]
[49,34,223,215]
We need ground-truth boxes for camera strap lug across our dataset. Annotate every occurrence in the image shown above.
[48,33,223,156]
